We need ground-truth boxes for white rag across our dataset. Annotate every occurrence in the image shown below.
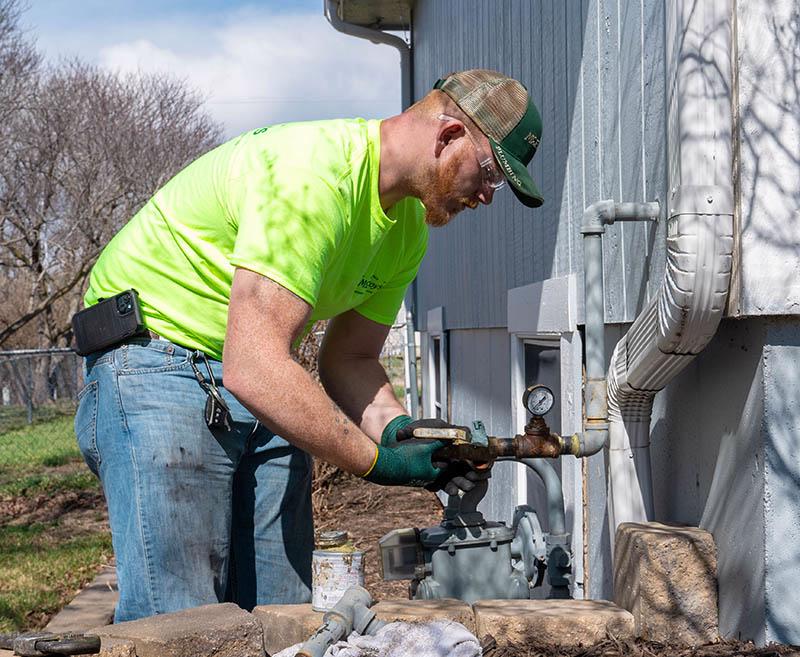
[272,619,482,657]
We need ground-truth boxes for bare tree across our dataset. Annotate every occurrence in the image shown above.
[0,0,39,127]
[0,57,222,348]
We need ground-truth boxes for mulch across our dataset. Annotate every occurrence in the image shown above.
[480,634,800,657]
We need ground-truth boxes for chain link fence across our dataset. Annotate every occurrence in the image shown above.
[0,349,84,471]
[0,326,413,468]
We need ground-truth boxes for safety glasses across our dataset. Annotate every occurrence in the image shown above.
[439,114,506,193]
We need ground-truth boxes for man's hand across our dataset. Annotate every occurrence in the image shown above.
[429,461,492,495]
[379,415,493,493]
[362,440,447,487]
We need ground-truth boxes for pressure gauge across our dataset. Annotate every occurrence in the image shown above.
[523,384,554,417]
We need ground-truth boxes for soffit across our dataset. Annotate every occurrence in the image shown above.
[337,0,413,31]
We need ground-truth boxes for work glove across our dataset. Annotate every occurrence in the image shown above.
[361,439,447,487]
[431,460,492,496]
[379,415,492,493]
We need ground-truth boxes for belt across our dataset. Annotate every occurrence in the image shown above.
[134,329,198,356]
[132,329,162,341]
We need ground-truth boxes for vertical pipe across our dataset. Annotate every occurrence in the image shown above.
[404,303,419,417]
[323,0,418,417]
[517,458,567,535]
[582,233,605,384]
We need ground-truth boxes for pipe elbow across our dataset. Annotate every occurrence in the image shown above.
[581,199,616,234]
[575,426,608,457]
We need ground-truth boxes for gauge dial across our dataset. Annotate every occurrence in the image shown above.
[523,385,554,417]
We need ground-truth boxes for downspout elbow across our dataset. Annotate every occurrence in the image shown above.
[324,0,411,108]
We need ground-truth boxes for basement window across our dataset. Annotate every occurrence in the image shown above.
[523,340,562,433]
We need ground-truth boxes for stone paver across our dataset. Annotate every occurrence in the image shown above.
[473,599,635,647]
[252,604,324,655]
[254,598,477,654]
[46,564,118,633]
[98,638,136,656]
[614,521,718,646]
[373,599,476,632]
[91,603,263,657]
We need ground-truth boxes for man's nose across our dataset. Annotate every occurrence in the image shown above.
[478,186,495,205]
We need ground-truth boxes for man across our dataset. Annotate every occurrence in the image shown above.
[74,69,544,621]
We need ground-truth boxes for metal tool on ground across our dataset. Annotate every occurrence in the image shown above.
[379,385,573,603]
[296,585,385,657]
[0,632,100,656]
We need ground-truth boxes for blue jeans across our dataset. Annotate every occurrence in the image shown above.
[74,337,313,622]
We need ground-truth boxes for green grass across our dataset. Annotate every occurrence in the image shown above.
[382,355,408,401]
[0,415,82,489]
[0,401,76,434]
[0,414,109,633]
[0,470,99,498]
[0,524,112,633]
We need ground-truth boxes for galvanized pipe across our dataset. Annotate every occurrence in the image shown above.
[577,201,660,458]
[501,457,566,535]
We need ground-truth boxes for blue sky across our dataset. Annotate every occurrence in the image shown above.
[22,1,403,137]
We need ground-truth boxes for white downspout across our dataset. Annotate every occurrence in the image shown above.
[323,0,411,109]
[323,0,420,417]
[605,0,736,538]
[606,191,734,533]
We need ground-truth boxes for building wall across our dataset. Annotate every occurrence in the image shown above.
[410,0,800,643]
[413,0,668,331]
[735,0,800,315]
[647,317,800,644]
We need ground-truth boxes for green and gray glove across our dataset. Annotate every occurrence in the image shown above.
[375,415,492,493]
[380,415,454,448]
[361,438,447,487]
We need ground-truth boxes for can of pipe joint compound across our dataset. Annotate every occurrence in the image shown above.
[311,530,365,611]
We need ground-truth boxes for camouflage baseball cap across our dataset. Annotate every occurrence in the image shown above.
[434,69,543,208]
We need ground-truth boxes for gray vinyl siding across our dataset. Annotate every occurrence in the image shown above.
[446,328,518,525]
[412,0,668,330]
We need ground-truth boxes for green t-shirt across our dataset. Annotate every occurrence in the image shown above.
[86,119,427,360]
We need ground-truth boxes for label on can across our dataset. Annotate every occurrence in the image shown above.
[311,549,365,612]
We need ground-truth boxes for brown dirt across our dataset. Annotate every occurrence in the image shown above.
[0,488,107,534]
[313,469,444,599]
[481,634,800,657]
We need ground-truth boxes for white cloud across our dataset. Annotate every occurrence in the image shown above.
[96,10,402,138]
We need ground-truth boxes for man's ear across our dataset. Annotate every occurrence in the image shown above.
[434,118,465,158]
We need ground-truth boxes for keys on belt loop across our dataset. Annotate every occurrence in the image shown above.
[189,351,232,432]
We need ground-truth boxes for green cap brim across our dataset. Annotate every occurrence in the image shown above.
[489,138,543,208]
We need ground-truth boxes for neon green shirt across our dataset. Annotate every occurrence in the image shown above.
[86,119,427,360]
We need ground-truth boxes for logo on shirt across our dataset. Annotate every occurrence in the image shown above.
[354,274,385,295]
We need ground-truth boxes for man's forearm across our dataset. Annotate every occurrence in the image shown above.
[319,353,407,442]
[224,352,378,475]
